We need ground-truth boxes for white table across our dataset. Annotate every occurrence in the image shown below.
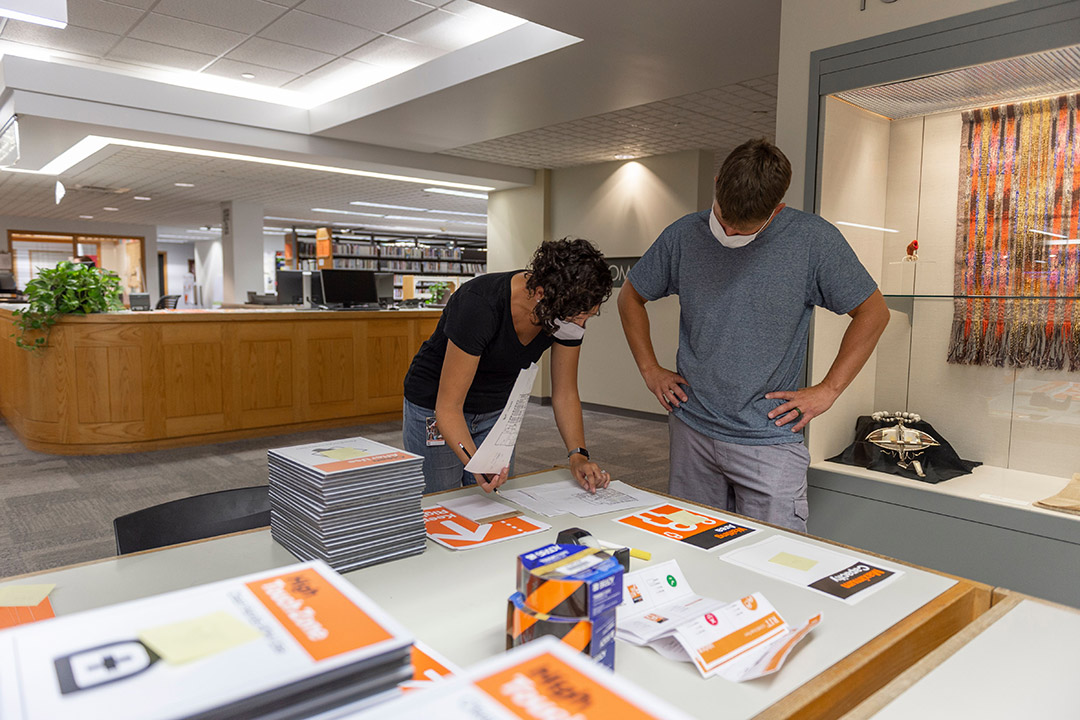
[0,469,989,719]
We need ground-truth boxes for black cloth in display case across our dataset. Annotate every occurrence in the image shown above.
[827,414,980,484]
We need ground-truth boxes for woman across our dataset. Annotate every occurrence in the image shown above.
[402,238,613,494]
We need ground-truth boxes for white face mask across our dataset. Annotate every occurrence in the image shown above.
[553,319,586,341]
[709,207,774,248]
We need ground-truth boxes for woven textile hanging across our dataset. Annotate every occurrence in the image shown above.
[948,94,1080,371]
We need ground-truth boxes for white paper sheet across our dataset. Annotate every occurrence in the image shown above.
[720,535,903,605]
[464,364,539,474]
[437,495,518,523]
[501,479,654,518]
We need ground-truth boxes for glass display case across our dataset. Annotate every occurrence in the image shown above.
[809,54,1080,486]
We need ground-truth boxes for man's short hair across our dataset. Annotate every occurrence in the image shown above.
[715,138,791,226]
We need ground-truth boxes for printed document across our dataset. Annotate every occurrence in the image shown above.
[465,364,539,474]
[617,560,819,681]
[720,535,903,605]
[502,479,654,518]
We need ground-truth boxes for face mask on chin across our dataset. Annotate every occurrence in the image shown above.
[709,207,774,248]
[552,319,586,341]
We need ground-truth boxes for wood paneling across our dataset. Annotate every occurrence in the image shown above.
[0,309,441,454]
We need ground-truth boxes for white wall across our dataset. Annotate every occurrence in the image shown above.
[775,0,1015,211]
[160,242,194,303]
[194,239,223,308]
[809,97,891,462]
[549,150,713,414]
[264,233,285,293]
[0,214,159,300]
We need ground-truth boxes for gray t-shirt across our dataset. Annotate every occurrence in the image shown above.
[627,207,877,445]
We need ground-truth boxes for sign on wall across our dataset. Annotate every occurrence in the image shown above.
[607,257,640,288]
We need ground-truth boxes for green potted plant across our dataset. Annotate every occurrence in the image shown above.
[12,261,123,351]
[425,280,449,306]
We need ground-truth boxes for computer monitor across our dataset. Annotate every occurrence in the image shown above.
[374,273,395,305]
[306,271,323,305]
[320,269,379,309]
[275,270,303,304]
[0,271,16,292]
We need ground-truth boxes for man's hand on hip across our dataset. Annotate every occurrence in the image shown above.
[642,365,689,412]
[766,383,840,432]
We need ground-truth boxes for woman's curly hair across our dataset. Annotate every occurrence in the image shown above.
[525,237,613,333]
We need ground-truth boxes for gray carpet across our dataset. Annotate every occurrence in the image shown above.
[0,404,669,578]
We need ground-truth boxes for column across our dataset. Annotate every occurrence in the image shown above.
[221,200,264,304]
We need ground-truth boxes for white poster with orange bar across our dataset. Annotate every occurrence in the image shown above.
[349,637,695,720]
[0,561,413,720]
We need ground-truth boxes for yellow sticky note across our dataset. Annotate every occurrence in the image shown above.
[665,510,705,525]
[139,611,262,665]
[0,584,54,607]
[769,552,819,572]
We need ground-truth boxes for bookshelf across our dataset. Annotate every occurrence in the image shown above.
[282,228,487,279]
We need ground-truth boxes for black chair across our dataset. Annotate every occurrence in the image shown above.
[156,294,181,309]
[113,485,271,555]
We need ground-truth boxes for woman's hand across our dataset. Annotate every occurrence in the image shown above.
[475,466,510,493]
[569,453,610,494]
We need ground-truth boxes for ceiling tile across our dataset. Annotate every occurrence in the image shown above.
[283,57,392,93]
[129,13,247,56]
[295,0,432,33]
[258,12,377,55]
[0,22,119,57]
[347,35,443,69]
[226,36,336,74]
[204,58,300,87]
[67,0,145,34]
[106,38,217,71]
[153,0,288,34]
[391,7,500,52]
[104,0,156,8]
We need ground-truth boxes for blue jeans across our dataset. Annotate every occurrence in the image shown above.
[402,398,515,494]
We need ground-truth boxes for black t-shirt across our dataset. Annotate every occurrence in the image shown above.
[403,271,581,414]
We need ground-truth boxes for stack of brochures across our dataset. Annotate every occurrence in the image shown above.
[268,436,426,571]
[0,562,414,720]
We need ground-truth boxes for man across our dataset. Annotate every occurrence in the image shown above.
[618,138,889,533]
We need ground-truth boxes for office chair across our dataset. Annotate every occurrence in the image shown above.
[112,485,270,555]
[155,294,181,309]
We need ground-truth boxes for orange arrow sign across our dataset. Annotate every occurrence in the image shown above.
[424,506,550,550]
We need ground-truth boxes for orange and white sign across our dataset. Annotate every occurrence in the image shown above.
[0,597,55,630]
[423,506,550,550]
[616,504,756,550]
[246,567,393,662]
[400,642,461,693]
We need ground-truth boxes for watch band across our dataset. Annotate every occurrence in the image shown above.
[567,447,590,460]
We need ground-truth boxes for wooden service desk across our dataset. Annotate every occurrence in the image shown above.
[0,469,992,720]
[0,305,441,454]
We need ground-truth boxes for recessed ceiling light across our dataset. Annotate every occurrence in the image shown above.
[103,207,119,211]
[349,201,428,211]
[424,188,488,199]
[438,210,488,217]
[241,73,256,79]
[174,182,195,187]
[133,196,151,201]
[0,6,66,29]
[614,153,636,160]
[79,215,94,219]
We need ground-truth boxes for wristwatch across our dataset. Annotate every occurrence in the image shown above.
[567,447,590,460]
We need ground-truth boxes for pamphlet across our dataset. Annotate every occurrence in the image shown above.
[438,494,520,524]
[617,560,819,681]
[465,364,539,474]
[502,478,655,518]
[616,504,758,550]
[346,636,696,719]
[720,535,903,604]
[423,506,550,550]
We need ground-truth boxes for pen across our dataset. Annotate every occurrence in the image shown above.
[458,442,500,494]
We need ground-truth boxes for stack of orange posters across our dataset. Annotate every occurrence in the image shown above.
[617,560,820,681]
[268,437,427,571]
[348,637,695,719]
[0,561,413,720]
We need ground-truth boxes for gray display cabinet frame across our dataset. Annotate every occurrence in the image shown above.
[803,0,1080,609]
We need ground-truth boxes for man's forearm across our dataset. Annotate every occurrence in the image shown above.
[820,293,890,397]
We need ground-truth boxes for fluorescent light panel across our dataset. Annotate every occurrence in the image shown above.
[311,207,383,218]
[835,221,899,234]
[424,188,489,199]
[350,201,428,211]
[0,0,67,28]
